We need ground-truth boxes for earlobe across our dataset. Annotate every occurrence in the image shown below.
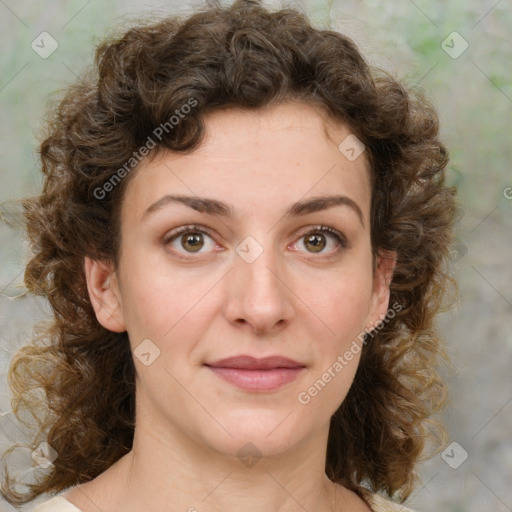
[84,256,126,333]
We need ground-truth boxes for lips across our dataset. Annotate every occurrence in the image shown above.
[205,355,305,370]
[205,355,306,392]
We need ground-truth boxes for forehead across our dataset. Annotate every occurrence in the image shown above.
[122,101,371,223]
[187,101,366,165]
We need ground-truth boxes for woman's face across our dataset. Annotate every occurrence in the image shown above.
[86,101,393,461]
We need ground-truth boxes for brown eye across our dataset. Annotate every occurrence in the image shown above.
[164,225,217,257]
[304,233,326,253]
[295,226,347,255]
[180,232,204,252]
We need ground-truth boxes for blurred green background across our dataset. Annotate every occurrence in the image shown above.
[1,1,511,511]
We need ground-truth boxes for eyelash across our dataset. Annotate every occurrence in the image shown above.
[163,224,348,260]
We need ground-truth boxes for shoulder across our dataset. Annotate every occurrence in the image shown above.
[359,487,418,512]
[32,496,83,512]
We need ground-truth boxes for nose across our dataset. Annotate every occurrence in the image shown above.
[223,241,295,335]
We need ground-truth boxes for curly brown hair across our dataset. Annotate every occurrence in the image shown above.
[1,0,457,507]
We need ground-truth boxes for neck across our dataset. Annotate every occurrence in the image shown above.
[113,425,339,512]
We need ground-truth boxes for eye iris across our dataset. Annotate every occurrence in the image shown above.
[182,232,204,252]
[304,233,326,253]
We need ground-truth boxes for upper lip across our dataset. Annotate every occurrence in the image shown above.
[205,355,305,370]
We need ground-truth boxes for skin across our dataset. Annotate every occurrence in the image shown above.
[69,101,395,512]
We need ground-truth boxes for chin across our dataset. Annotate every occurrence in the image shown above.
[196,407,313,461]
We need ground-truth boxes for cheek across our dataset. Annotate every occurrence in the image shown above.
[312,263,374,338]
[299,274,372,413]
[117,256,219,344]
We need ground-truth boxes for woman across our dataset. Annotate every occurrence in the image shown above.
[1,1,457,511]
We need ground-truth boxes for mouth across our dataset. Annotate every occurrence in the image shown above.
[204,355,306,392]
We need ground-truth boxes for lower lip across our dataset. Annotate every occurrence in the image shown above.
[206,366,305,392]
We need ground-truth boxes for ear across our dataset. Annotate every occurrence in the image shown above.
[364,250,397,331]
[84,256,126,333]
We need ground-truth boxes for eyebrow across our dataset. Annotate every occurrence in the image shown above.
[143,194,364,225]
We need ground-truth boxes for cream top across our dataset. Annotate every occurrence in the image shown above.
[33,490,417,511]
[33,496,81,511]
